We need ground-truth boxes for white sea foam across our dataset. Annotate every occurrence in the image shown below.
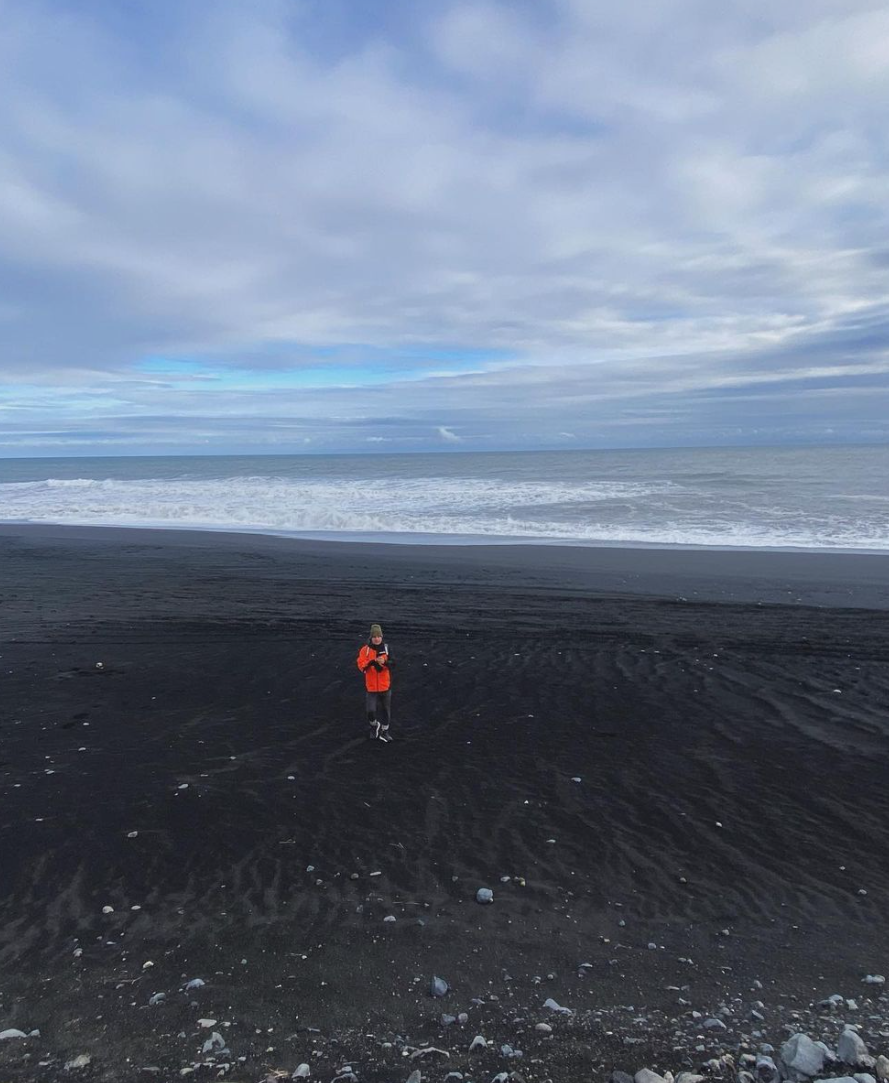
[1,470,886,551]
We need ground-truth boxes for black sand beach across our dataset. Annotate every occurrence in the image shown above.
[1,525,888,1082]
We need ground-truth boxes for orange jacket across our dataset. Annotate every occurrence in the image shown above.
[357,643,391,692]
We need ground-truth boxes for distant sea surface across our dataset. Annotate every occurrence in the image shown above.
[1,446,887,552]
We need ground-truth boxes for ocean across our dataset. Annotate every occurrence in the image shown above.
[0,445,887,551]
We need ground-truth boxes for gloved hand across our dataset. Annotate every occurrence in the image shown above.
[371,660,384,671]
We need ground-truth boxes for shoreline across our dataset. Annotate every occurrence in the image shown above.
[2,517,888,557]
[2,520,889,609]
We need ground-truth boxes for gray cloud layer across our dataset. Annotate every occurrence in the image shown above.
[1,0,888,452]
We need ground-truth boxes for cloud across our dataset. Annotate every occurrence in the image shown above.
[437,425,462,443]
[0,0,887,452]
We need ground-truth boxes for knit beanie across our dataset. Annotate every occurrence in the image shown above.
[369,623,383,638]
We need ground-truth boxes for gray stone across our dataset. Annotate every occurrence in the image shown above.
[476,888,494,904]
[292,1066,310,1080]
[430,975,449,998]
[874,1056,889,1081]
[64,1055,92,1070]
[610,1073,634,1083]
[0,1030,27,1041]
[410,1047,449,1061]
[201,1032,226,1055]
[542,997,572,1014]
[837,1029,874,1068]
[782,1033,826,1077]
[756,1055,779,1083]
[635,1071,668,1083]
[704,1017,727,1030]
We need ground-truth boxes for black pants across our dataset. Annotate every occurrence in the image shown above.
[366,691,391,727]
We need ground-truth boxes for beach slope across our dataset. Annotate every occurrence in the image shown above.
[1,525,888,1081]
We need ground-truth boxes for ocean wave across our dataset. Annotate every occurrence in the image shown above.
[0,472,887,551]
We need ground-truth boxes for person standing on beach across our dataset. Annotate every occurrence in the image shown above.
[357,623,393,741]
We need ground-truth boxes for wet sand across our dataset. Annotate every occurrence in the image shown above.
[1,524,888,1081]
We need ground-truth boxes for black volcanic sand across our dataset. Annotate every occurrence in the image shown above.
[1,525,888,1082]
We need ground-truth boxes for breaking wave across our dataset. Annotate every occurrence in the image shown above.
[1,472,886,551]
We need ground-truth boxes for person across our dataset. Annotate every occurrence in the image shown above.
[357,623,393,741]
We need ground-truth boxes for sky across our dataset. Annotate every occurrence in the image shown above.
[1,0,888,456]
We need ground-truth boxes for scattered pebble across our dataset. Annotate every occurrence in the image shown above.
[410,1046,449,1060]
[543,997,572,1014]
